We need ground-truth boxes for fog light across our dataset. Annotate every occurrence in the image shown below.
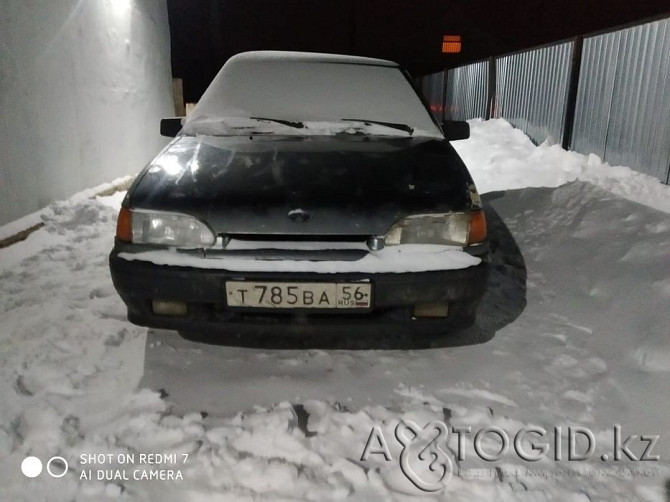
[152,300,188,316]
[413,303,449,318]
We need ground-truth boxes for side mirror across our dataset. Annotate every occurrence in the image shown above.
[160,118,184,137]
[441,120,470,141]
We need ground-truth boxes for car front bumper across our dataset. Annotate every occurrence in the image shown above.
[109,250,489,335]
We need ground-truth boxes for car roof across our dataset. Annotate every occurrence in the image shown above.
[227,50,399,67]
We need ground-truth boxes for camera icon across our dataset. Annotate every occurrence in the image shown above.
[21,456,69,478]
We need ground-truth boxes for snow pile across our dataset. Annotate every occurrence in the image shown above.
[0,177,130,270]
[0,195,148,501]
[454,118,670,213]
[1,119,669,501]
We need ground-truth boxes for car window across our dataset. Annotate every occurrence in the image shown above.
[184,53,441,137]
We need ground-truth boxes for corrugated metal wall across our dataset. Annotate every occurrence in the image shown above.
[572,18,670,182]
[417,15,670,183]
[494,42,573,145]
[444,60,489,120]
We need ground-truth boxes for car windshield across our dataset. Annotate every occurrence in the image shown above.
[182,52,442,138]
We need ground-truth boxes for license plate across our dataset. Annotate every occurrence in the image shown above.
[225,281,372,309]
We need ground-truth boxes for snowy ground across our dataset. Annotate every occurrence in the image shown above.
[1,119,669,501]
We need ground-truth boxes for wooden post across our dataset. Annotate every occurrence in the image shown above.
[172,78,185,117]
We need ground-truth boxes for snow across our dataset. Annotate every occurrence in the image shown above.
[119,244,480,274]
[0,175,131,241]
[223,50,398,67]
[0,211,43,242]
[0,177,130,270]
[1,119,669,501]
[184,51,442,137]
[453,118,670,213]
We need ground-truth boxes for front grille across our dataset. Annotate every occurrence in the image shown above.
[197,234,370,261]
[204,248,367,261]
[224,234,368,243]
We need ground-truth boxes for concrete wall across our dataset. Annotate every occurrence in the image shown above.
[0,0,174,226]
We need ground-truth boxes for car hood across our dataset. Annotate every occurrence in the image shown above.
[127,135,474,237]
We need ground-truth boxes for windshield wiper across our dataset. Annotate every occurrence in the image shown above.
[250,117,304,129]
[341,118,414,135]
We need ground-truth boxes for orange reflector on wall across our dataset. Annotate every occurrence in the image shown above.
[442,35,462,54]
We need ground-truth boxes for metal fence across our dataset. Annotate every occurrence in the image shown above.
[418,15,670,183]
[572,17,670,182]
[444,60,489,121]
[494,42,573,145]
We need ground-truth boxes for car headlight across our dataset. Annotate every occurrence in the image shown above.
[116,208,216,248]
[384,210,487,247]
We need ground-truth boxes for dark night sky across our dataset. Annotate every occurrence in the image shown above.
[167,0,670,102]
